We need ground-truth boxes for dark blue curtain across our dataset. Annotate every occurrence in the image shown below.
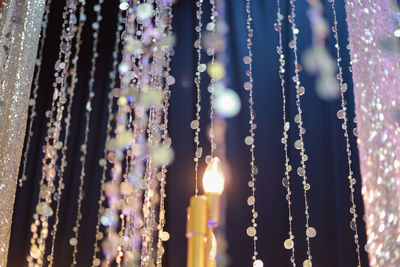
[8,0,369,267]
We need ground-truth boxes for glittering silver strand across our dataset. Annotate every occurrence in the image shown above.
[191,0,204,196]
[47,2,87,266]
[208,0,217,158]
[288,0,315,265]
[274,0,296,265]
[70,0,104,265]
[27,0,78,264]
[243,0,260,264]
[155,2,174,266]
[328,0,362,265]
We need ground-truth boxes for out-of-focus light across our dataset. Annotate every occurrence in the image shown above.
[119,2,129,10]
[215,89,241,118]
[203,157,224,194]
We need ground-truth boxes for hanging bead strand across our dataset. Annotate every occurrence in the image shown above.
[243,0,261,265]
[208,0,217,158]
[191,0,205,196]
[19,0,53,188]
[47,2,87,266]
[288,0,315,266]
[27,0,78,265]
[69,0,104,265]
[155,2,174,266]
[329,0,362,265]
[274,0,296,265]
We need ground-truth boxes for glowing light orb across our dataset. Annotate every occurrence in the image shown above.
[215,89,241,118]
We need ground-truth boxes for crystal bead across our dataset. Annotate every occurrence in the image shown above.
[306,227,317,238]
[61,42,68,54]
[190,120,199,129]
[303,259,312,267]
[197,64,206,72]
[289,40,296,49]
[166,75,175,85]
[284,122,290,131]
[160,231,170,241]
[337,110,346,119]
[284,239,294,249]
[243,56,252,64]
[297,86,305,96]
[69,237,78,246]
[341,83,348,92]
[253,259,264,267]
[294,140,303,150]
[247,226,256,237]
[93,258,101,266]
[245,136,254,145]
[294,114,301,123]
[244,81,253,90]
[92,22,99,30]
[297,167,305,177]
[247,196,255,205]
[282,178,289,187]
[70,14,77,24]
[30,245,41,259]
[350,220,357,231]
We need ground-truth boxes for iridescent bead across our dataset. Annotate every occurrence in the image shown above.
[247,227,257,237]
[303,259,312,267]
[284,238,294,249]
[306,227,317,238]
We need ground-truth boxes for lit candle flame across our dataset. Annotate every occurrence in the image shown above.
[202,157,224,194]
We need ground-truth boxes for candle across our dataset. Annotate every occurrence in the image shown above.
[186,195,207,267]
[186,157,225,267]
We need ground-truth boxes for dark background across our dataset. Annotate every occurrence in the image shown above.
[7,0,369,266]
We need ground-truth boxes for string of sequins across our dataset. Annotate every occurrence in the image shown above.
[329,0,362,265]
[70,0,104,264]
[27,0,78,265]
[90,4,124,266]
[19,0,52,188]
[190,0,204,196]
[139,5,160,266]
[288,0,315,266]
[274,0,296,265]
[208,0,217,158]
[243,0,261,265]
[141,112,157,265]
[47,2,87,266]
[155,2,174,266]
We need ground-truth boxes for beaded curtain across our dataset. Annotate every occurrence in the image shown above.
[7,0,371,266]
